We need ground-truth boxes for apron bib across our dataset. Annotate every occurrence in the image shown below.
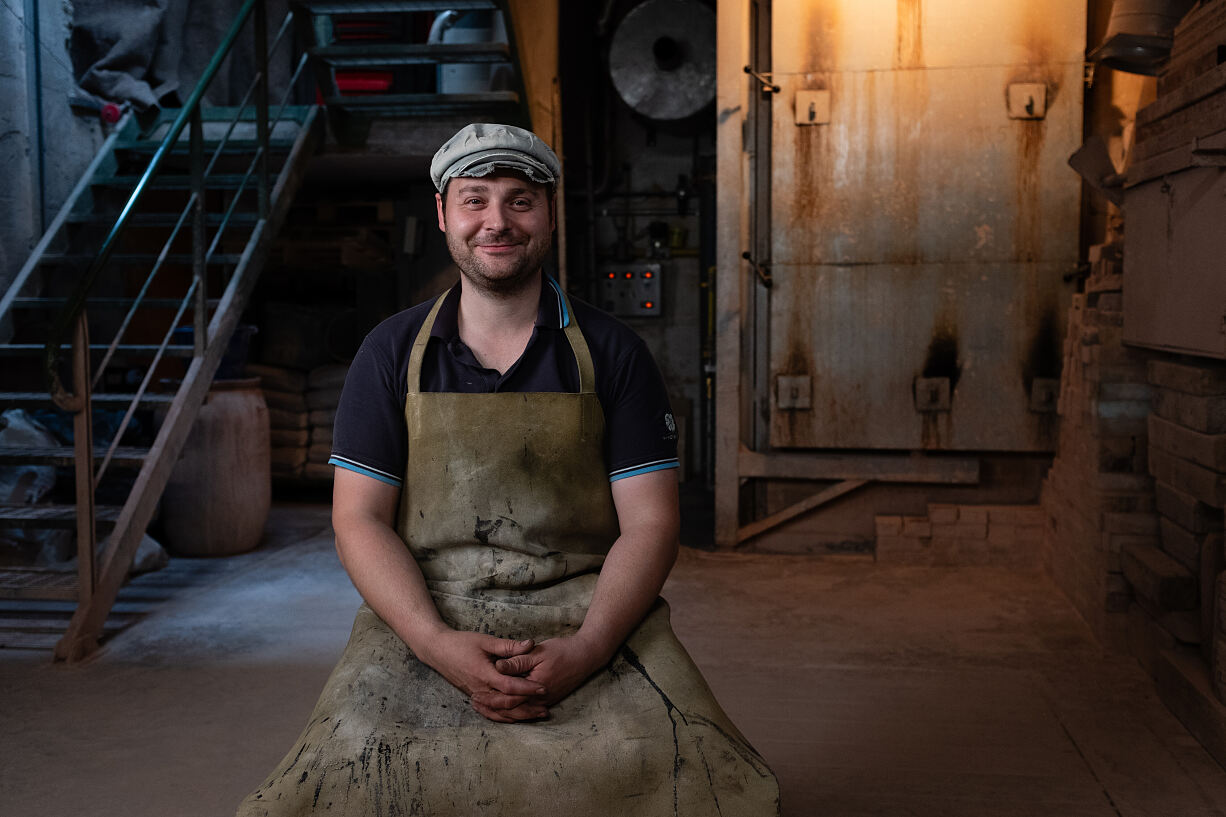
[238,287,779,817]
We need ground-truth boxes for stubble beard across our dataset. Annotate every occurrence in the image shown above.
[447,229,551,298]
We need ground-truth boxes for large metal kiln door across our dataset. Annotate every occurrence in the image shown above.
[767,0,1084,452]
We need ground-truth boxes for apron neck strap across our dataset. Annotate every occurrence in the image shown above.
[406,282,597,395]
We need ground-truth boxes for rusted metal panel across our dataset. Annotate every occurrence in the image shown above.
[769,262,1066,450]
[1123,166,1226,360]
[767,0,1084,451]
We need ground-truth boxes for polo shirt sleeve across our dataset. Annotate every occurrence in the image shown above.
[603,338,680,482]
[328,327,407,487]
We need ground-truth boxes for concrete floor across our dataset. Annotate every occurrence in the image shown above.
[3,503,1226,816]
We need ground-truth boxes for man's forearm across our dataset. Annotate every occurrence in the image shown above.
[574,527,678,665]
[334,512,450,651]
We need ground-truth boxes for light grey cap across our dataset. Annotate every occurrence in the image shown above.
[430,123,561,193]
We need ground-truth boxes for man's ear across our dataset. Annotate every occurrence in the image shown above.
[435,192,446,232]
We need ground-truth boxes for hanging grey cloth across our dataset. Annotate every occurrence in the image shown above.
[70,0,293,111]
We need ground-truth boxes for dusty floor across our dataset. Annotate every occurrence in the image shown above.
[2,503,1226,816]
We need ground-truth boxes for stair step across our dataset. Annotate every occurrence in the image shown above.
[0,344,195,357]
[302,0,498,12]
[0,447,148,468]
[323,90,519,115]
[91,174,268,191]
[66,212,260,227]
[39,252,243,267]
[0,505,121,530]
[114,138,296,156]
[311,41,509,67]
[0,568,80,601]
[14,297,222,310]
[0,391,177,408]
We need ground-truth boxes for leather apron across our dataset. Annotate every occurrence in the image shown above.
[238,288,780,817]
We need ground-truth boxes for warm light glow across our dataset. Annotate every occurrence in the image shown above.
[644,301,655,309]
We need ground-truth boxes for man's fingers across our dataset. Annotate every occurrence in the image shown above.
[470,690,530,710]
[483,636,535,658]
[493,654,538,676]
[487,671,547,697]
[470,698,549,723]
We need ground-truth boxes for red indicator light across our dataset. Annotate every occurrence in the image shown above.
[607,272,615,279]
[643,271,654,279]
[643,301,655,309]
[624,272,633,279]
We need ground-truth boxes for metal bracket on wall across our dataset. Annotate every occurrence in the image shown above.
[742,251,773,288]
[743,64,781,94]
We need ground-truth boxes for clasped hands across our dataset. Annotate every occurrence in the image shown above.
[418,629,604,723]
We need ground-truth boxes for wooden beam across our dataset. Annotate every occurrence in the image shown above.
[736,479,868,545]
[738,446,980,484]
[54,109,323,662]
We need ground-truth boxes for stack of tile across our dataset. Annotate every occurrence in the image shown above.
[247,363,310,479]
[874,504,1043,568]
[1158,0,1226,95]
[1039,242,1157,649]
[1142,358,1226,698]
[303,364,348,482]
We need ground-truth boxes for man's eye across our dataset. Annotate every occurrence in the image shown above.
[464,198,483,205]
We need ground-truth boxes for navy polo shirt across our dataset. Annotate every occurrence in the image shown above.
[328,276,679,488]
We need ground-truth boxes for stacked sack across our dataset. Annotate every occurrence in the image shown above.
[305,364,348,482]
[247,363,310,479]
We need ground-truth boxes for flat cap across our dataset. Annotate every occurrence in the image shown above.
[430,123,561,193]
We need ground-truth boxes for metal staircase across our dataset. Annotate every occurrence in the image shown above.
[0,0,534,660]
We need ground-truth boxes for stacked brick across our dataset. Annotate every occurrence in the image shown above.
[874,504,1043,568]
[1039,242,1156,649]
[246,362,348,482]
[1141,358,1226,702]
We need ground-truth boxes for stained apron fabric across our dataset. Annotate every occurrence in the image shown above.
[237,289,780,816]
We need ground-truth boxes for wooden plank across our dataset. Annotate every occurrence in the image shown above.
[1138,61,1226,128]
[0,631,62,650]
[1155,480,1224,535]
[1149,445,1226,508]
[53,107,324,662]
[1153,389,1226,434]
[0,446,147,468]
[738,446,980,484]
[713,0,752,547]
[737,479,868,544]
[0,505,120,528]
[1121,541,1197,612]
[1149,359,1226,396]
[1149,414,1226,473]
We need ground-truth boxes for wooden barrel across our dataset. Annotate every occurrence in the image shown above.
[162,378,271,556]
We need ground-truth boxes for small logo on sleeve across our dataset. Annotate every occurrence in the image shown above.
[663,413,677,440]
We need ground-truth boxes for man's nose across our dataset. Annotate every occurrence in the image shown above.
[482,205,512,233]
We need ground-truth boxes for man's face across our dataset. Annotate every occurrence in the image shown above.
[435,172,555,297]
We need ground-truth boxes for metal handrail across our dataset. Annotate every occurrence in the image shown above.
[91,52,312,486]
[88,13,300,391]
[44,0,263,409]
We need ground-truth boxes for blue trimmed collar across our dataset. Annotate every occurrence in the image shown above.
[429,274,570,341]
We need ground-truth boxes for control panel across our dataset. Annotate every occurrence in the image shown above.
[598,263,662,318]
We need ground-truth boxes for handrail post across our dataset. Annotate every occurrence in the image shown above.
[191,109,207,357]
[71,311,96,613]
[255,0,270,219]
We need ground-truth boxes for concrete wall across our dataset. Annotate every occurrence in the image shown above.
[0,0,104,303]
